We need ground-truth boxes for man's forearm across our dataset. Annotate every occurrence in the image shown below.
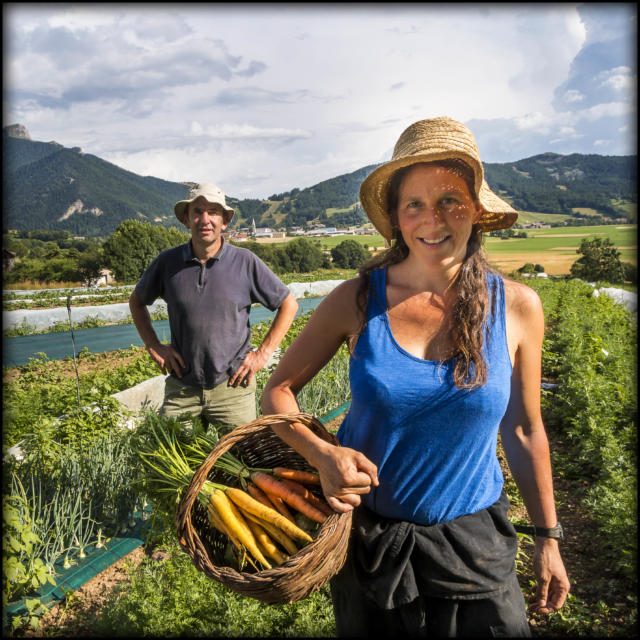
[255,293,298,358]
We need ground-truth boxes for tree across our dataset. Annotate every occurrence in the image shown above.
[76,247,105,286]
[282,237,325,272]
[102,220,189,283]
[570,236,625,284]
[622,262,637,284]
[331,239,369,269]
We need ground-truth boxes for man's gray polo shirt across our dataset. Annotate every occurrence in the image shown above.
[134,240,291,389]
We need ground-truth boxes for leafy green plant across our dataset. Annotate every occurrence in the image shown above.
[528,277,637,578]
[2,483,57,633]
[92,537,336,637]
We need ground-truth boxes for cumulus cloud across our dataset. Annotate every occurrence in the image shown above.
[3,4,636,197]
[189,122,313,141]
[564,89,585,103]
[598,66,635,91]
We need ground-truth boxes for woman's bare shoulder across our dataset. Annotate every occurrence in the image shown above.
[502,276,544,323]
[311,276,364,331]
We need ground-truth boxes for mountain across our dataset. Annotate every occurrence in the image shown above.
[3,125,636,237]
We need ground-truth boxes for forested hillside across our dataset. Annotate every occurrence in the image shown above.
[484,152,637,216]
[3,126,636,237]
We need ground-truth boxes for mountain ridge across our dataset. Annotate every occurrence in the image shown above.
[3,124,636,237]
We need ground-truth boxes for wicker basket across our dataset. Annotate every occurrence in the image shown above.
[175,413,353,604]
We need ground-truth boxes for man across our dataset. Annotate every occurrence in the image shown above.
[129,183,298,431]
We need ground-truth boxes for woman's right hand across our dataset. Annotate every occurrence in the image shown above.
[313,443,379,513]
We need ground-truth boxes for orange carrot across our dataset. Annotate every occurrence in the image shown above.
[263,491,297,523]
[278,478,334,517]
[273,467,321,485]
[250,471,327,524]
[247,482,296,523]
[247,483,274,509]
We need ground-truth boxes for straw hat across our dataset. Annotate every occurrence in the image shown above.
[359,117,518,241]
[174,183,235,226]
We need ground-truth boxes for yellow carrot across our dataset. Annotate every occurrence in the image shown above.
[210,488,272,569]
[243,510,300,556]
[225,486,314,543]
[208,503,257,571]
[245,518,289,565]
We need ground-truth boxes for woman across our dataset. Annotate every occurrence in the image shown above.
[261,117,570,637]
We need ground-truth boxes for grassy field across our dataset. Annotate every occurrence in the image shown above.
[485,224,637,275]
[252,224,637,275]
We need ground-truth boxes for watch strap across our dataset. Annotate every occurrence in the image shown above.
[513,522,564,541]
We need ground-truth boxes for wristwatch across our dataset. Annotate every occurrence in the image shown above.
[513,522,564,541]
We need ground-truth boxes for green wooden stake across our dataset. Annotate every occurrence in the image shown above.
[66,295,81,407]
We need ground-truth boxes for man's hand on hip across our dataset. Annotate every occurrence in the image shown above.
[147,344,186,378]
[229,349,269,387]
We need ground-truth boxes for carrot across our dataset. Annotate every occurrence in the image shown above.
[207,502,257,571]
[210,488,272,569]
[243,510,300,556]
[247,482,274,509]
[245,518,288,565]
[251,472,327,524]
[273,467,321,485]
[278,478,334,517]
[262,491,297,523]
[247,482,296,522]
[224,486,313,543]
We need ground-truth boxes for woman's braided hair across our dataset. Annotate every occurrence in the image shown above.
[352,159,497,389]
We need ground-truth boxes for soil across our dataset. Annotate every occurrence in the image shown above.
[10,354,637,637]
[2,347,146,383]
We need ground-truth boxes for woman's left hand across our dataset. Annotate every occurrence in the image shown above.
[528,538,570,614]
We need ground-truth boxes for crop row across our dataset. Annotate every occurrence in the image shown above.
[2,311,349,630]
[527,276,636,579]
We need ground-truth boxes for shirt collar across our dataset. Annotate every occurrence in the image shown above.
[182,237,227,264]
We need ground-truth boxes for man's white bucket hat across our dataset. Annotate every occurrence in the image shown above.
[174,183,235,225]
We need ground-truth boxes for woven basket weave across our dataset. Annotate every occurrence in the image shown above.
[175,413,352,604]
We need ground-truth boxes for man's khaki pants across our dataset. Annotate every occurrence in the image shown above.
[160,375,257,432]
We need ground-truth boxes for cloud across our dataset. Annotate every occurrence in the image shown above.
[3,4,636,198]
[597,66,635,91]
[4,12,268,111]
[188,122,313,141]
[564,89,585,103]
[211,87,311,106]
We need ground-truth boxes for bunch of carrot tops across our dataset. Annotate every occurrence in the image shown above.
[136,424,333,571]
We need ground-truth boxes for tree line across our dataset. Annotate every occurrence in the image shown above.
[3,220,636,287]
[3,221,372,286]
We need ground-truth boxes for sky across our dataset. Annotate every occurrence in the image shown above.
[3,3,637,199]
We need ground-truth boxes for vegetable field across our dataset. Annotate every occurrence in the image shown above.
[2,277,637,636]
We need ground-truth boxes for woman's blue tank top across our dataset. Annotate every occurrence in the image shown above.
[337,267,512,525]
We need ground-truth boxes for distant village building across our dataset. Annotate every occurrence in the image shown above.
[3,249,16,271]
[95,268,115,286]
[305,227,340,237]
[254,227,273,238]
